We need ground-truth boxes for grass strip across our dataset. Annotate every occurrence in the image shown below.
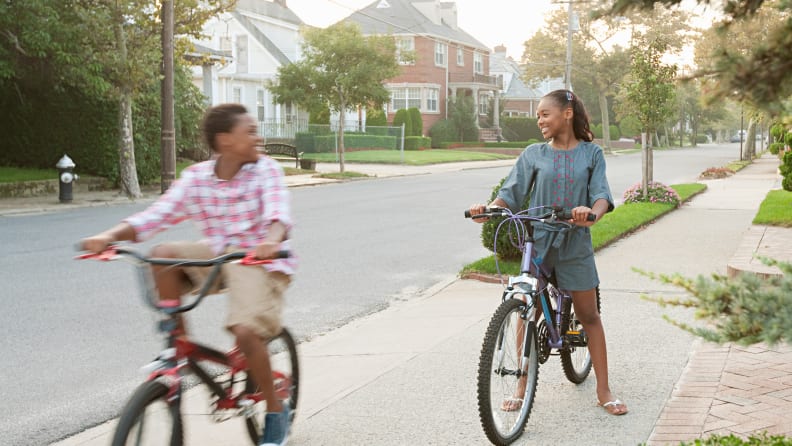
[753,189,792,227]
[304,149,513,165]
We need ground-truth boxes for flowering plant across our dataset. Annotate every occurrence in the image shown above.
[622,181,680,206]
[699,167,734,179]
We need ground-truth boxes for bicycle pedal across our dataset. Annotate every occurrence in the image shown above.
[565,330,588,347]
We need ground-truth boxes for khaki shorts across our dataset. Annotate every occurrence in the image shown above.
[159,241,290,339]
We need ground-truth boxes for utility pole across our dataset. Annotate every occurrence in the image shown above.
[160,0,176,193]
[564,0,574,90]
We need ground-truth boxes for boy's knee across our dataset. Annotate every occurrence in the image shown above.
[150,244,179,258]
[232,324,261,349]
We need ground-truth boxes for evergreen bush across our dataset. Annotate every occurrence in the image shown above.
[480,176,531,261]
[428,119,458,148]
[403,136,431,150]
[407,107,423,136]
[365,108,387,127]
[501,117,543,141]
[392,109,412,138]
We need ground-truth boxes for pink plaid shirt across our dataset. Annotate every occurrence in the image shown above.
[125,156,296,275]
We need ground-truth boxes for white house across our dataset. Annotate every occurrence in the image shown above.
[189,0,306,139]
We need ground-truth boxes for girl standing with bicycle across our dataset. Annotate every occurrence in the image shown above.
[81,103,297,445]
[469,89,627,416]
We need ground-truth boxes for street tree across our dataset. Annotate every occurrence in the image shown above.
[599,0,792,114]
[618,36,677,198]
[521,5,692,152]
[268,23,401,173]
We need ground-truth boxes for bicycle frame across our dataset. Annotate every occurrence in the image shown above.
[79,247,291,416]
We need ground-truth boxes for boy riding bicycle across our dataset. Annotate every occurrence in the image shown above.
[81,103,296,446]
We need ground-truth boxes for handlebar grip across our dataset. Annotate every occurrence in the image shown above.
[558,210,596,221]
[464,207,507,218]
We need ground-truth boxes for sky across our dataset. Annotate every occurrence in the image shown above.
[285,0,721,63]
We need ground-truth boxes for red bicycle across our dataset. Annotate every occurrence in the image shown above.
[77,246,299,446]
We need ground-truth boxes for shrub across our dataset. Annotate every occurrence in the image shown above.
[786,132,792,148]
[623,181,681,206]
[699,166,733,179]
[408,107,423,136]
[428,119,458,148]
[392,109,412,138]
[365,108,387,127]
[609,124,621,140]
[501,117,543,141]
[592,123,603,138]
[480,177,531,261]
[771,123,785,143]
[403,136,431,150]
[695,134,709,144]
[770,142,784,155]
[781,151,792,192]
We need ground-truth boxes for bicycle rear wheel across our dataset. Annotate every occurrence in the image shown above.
[477,298,539,445]
[560,287,600,384]
[244,328,300,444]
[111,379,183,446]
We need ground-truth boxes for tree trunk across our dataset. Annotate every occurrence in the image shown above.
[641,132,648,198]
[745,118,757,159]
[338,100,346,173]
[598,91,611,154]
[118,91,142,198]
[114,17,141,198]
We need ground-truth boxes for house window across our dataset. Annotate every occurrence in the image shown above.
[474,52,483,74]
[427,88,439,112]
[397,37,415,65]
[479,94,488,114]
[434,42,447,67]
[457,47,464,66]
[390,87,422,111]
[257,89,266,121]
[232,86,242,104]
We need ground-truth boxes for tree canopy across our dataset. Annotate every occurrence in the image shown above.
[269,22,401,172]
[597,0,792,114]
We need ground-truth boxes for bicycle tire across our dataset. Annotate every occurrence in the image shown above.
[111,379,183,446]
[477,298,539,445]
[244,328,300,444]
[560,286,600,384]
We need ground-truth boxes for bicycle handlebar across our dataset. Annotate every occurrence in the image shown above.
[76,246,290,265]
[464,206,595,222]
[75,245,290,315]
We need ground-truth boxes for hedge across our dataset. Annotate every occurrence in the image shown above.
[313,134,398,152]
[404,136,431,150]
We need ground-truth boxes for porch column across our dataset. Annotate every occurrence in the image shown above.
[201,64,213,105]
[472,87,480,129]
[493,90,500,140]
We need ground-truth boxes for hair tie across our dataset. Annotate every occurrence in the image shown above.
[566,91,574,102]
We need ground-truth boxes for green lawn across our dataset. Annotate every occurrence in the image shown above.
[753,189,792,227]
[0,166,58,183]
[304,149,514,165]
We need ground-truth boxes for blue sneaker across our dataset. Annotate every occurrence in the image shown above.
[259,402,290,446]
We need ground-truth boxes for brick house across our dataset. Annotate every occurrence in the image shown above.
[339,0,502,139]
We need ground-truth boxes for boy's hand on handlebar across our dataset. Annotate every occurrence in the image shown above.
[80,234,115,254]
[254,241,282,260]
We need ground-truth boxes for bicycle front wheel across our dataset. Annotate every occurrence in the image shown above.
[244,328,300,444]
[477,298,539,445]
[111,379,183,446]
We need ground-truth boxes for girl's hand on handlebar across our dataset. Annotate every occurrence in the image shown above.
[468,204,489,223]
[569,206,597,227]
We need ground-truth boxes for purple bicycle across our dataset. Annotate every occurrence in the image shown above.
[465,206,600,445]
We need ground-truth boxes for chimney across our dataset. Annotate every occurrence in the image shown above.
[494,44,507,55]
[440,2,458,29]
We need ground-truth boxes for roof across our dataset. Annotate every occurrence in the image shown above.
[235,0,303,26]
[490,51,542,99]
[339,0,489,51]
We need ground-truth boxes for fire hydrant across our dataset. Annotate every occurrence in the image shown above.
[56,154,78,203]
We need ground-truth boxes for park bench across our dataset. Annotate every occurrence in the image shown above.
[261,142,303,168]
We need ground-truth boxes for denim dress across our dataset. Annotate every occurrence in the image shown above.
[497,141,614,291]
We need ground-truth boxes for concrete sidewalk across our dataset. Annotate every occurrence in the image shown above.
[17,156,792,445]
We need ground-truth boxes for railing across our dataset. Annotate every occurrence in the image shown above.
[258,118,309,140]
[448,73,503,88]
